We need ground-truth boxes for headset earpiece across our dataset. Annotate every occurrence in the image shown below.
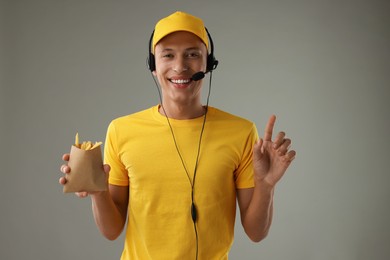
[206,52,219,72]
[205,28,218,72]
[147,31,156,71]
[148,53,156,72]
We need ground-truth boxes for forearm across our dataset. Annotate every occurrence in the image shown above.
[91,191,127,240]
[242,182,274,242]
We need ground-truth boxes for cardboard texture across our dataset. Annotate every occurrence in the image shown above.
[63,145,107,193]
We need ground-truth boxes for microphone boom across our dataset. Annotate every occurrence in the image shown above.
[191,72,206,81]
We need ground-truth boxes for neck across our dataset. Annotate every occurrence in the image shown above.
[159,102,205,120]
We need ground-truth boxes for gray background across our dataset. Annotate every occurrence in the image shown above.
[1,0,390,259]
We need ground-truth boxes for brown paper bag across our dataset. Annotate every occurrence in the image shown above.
[63,145,107,193]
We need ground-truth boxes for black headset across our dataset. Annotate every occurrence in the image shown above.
[147,28,219,73]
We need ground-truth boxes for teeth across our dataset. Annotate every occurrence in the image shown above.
[171,79,190,84]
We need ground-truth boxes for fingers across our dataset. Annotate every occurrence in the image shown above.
[264,115,276,141]
[60,164,70,174]
[59,164,70,186]
[60,152,71,175]
[59,155,71,186]
[272,130,295,161]
[62,153,70,162]
[284,150,296,162]
[75,192,89,198]
[272,131,289,153]
[273,131,286,148]
[59,176,67,185]
[279,139,291,155]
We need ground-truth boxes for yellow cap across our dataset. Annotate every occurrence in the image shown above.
[152,11,209,53]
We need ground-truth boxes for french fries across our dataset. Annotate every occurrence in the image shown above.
[74,133,102,150]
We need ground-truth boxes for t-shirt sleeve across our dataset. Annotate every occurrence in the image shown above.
[104,121,129,186]
[234,123,259,189]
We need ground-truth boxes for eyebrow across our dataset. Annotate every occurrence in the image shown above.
[160,47,202,52]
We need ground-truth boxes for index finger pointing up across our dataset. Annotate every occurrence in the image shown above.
[264,115,276,141]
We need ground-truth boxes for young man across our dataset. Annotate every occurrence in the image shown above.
[59,11,295,260]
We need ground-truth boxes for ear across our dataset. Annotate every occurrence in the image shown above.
[152,70,157,76]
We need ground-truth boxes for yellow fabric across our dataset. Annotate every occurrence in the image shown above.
[152,11,209,53]
[105,105,258,260]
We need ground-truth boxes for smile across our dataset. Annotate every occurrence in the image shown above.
[169,79,191,84]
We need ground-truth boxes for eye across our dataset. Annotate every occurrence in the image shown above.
[162,53,174,58]
[187,52,201,58]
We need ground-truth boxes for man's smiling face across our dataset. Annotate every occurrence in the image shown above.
[153,31,207,106]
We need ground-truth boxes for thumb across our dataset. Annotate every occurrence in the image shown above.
[103,164,111,175]
[103,164,111,188]
[253,138,264,162]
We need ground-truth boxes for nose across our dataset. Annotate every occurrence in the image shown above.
[172,56,188,73]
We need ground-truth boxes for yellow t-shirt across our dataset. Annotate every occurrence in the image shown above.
[105,105,258,260]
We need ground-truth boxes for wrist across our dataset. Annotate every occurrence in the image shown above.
[91,190,110,200]
[254,178,275,192]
